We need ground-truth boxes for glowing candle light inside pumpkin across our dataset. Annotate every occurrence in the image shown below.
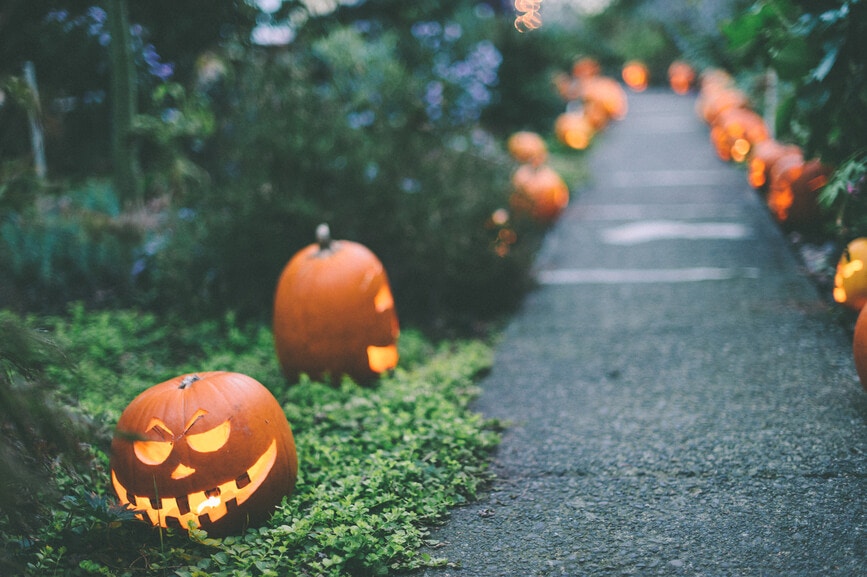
[834,238,867,311]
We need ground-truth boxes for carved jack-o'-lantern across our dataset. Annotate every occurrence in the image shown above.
[747,140,801,191]
[767,154,829,229]
[621,60,649,92]
[273,224,399,384]
[668,60,695,95]
[834,238,867,311]
[510,164,570,223]
[710,107,769,163]
[554,111,595,150]
[110,372,297,535]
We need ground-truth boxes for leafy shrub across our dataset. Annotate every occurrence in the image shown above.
[0,180,142,311]
[723,0,867,165]
[3,305,500,576]
[134,23,545,331]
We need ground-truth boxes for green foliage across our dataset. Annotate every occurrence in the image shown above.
[3,306,500,576]
[0,180,142,310]
[0,311,94,540]
[818,152,867,241]
[135,23,545,330]
[723,0,867,164]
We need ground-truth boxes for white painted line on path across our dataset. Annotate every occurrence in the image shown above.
[609,169,734,188]
[537,267,760,285]
[601,220,751,245]
[571,204,746,221]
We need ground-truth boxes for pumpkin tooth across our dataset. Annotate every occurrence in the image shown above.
[149,496,162,510]
[176,495,191,515]
[236,471,251,489]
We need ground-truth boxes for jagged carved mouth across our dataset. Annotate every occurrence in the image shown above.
[112,439,278,529]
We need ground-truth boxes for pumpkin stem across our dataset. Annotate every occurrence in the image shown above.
[316,223,332,251]
[179,374,201,389]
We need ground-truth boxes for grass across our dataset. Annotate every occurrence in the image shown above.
[1,305,502,576]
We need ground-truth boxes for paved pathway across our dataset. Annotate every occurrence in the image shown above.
[408,89,867,576]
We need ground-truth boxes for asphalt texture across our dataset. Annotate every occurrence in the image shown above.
[406,89,867,576]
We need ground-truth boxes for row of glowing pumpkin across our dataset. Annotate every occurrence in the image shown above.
[110,222,403,535]
[694,68,867,393]
[503,57,635,229]
[503,57,700,229]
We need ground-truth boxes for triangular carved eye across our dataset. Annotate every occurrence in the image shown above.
[134,440,173,465]
[187,419,231,453]
[134,418,174,465]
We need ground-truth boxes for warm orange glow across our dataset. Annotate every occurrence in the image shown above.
[490,208,509,226]
[621,60,649,92]
[766,154,827,228]
[767,155,803,222]
[748,158,767,188]
[710,107,768,163]
[834,238,867,310]
[134,439,173,465]
[171,463,196,480]
[668,60,695,94]
[730,138,752,163]
[367,344,398,373]
[374,284,394,313]
[113,439,279,530]
[555,112,595,150]
[514,0,543,31]
[510,164,570,223]
[186,420,231,453]
[747,140,801,190]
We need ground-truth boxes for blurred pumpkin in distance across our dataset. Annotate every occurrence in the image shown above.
[621,60,649,92]
[510,164,570,223]
[668,60,695,94]
[507,131,548,166]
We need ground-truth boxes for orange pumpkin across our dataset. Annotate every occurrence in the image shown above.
[572,56,601,80]
[834,238,867,311]
[581,76,628,121]
[110,372,298,535]
[767,155,829,229]
[747,140,801,190]
[853,305,867,391]
[510,164,570,223]
[698,87,749,125]
[710,107,769,162]
[273,224,399,384]
[507,131,548,166]
[668,60,695,94]
[621,60,649,92]
[554,111,595,150]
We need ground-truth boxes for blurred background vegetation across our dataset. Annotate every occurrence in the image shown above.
[2,0,866,571]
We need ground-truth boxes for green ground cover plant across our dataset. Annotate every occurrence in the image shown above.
[1,306,501,576]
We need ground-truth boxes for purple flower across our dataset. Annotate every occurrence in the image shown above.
[87,7,107,24]
[45,10,69,23]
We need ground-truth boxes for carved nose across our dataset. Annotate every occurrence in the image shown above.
[171,463,196,479]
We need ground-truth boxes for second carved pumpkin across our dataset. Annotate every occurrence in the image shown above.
[273,224,400,384]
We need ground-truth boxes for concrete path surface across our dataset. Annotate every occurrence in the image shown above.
[405,89,867,576]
